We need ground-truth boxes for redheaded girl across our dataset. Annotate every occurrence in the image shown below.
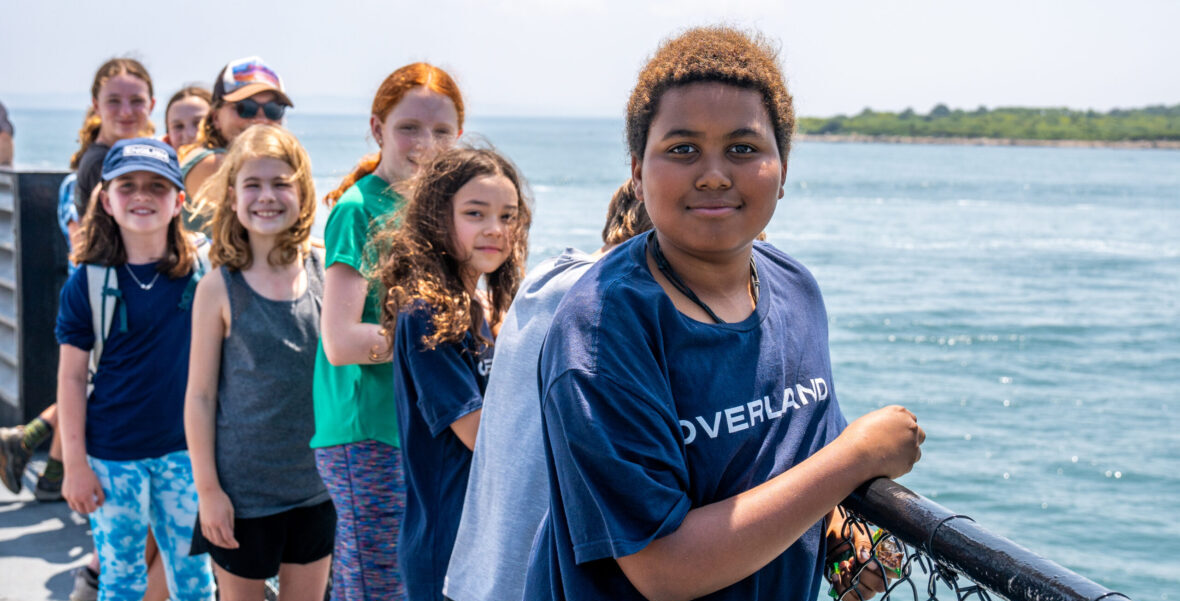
[312,63,463,600]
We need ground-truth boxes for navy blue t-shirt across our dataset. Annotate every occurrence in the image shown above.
[393,302,492,601]
[55,262,192,461]
[523,236,849,601]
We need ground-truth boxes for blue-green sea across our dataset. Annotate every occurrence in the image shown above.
[10,108,1180,599]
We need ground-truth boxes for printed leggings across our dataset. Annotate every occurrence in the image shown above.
[88,450,214,601]
[315,440,406,601]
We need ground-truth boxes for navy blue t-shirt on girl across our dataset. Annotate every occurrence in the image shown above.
[523,235,849,601]
[55,262,192,461]
[393,300,493,601]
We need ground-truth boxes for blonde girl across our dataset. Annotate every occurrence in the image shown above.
[375,145,531,601]
[313,62,463,601]
[184,124,332,601]
[57,138,214,601]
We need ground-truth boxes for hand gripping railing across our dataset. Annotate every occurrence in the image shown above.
[830,478,1132,601]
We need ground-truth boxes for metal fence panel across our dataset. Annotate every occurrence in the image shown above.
[0,168,69,426]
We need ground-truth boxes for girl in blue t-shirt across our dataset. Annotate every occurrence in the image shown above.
[374,145,532,601]
[185,124,333,600]
[57,137,214,601]
[523,27,927,601]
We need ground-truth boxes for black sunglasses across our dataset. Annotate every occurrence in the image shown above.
[235,98,286,121]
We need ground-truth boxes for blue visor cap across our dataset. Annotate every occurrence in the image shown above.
[101,138,185,191]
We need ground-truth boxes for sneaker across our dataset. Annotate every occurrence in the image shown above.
[33,473,64,502]
[69,566,99,601]
[0,425,31,494]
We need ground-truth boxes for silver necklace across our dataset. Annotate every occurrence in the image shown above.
[125,265,161,291]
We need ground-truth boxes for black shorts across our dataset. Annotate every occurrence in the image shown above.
[191,499,336,579]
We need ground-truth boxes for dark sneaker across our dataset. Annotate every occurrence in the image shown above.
[69,566,99,601]
[0,425,31,494]
[33,473,64,502]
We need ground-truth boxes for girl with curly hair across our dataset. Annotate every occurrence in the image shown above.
[522,26,926,601]
[376,145,531,601]
[184,124,333,600]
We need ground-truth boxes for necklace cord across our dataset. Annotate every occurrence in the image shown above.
[124,264,161,290]
[646,232,759,325]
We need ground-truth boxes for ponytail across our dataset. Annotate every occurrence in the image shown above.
[70,57,156,169]
[324,63,464,208]
[324,153,380,207]
[70,109,102,169]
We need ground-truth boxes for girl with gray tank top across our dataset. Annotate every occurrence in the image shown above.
[184,124,334,599]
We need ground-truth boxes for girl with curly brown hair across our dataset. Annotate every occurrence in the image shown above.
[523,26,926,601]
[185,124,333,600]
[375,145,530,601]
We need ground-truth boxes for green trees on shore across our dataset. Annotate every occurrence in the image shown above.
[798,104,1180,141]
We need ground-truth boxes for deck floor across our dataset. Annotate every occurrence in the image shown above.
[0,454,92,601]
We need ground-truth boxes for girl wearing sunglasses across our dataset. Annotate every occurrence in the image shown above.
[180,56,294,227]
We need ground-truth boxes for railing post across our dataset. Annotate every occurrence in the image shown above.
[0,168,70,426]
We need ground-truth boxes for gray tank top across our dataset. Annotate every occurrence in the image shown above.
[214,252,330,518]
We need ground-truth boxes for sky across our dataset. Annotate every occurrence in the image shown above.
[2,0,1178,119]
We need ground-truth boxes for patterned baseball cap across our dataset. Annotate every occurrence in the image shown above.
[215,56,293,106]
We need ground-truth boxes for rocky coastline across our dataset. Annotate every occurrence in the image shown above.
[796,133,1180,150]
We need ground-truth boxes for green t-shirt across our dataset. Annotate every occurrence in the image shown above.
[311,174,403,448]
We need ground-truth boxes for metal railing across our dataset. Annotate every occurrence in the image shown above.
[0,168,69,426]
[830,478,1131,601]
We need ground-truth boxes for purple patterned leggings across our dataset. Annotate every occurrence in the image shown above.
[315,441,406,601]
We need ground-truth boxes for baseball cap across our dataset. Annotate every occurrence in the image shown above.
[101,138,185,191]
[215,56,293,106]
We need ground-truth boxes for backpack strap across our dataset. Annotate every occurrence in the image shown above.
[85,264,125,376]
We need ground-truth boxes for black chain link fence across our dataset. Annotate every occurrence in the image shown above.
[826,478,1132,601]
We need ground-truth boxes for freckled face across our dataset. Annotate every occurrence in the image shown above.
[165,96,210,150]
[632,82,786,259]
[371,87,460,184]
[449,174,520,290]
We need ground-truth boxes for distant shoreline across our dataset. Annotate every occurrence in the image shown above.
[796,133,1180,150]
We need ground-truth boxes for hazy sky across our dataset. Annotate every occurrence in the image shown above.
[2,0,1177,118]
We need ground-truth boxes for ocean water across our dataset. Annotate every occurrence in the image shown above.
[10,108,1180,598]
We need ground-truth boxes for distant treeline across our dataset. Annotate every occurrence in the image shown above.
[797,104,1180,141]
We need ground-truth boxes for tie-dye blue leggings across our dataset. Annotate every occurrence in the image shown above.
[88,450,215,601]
